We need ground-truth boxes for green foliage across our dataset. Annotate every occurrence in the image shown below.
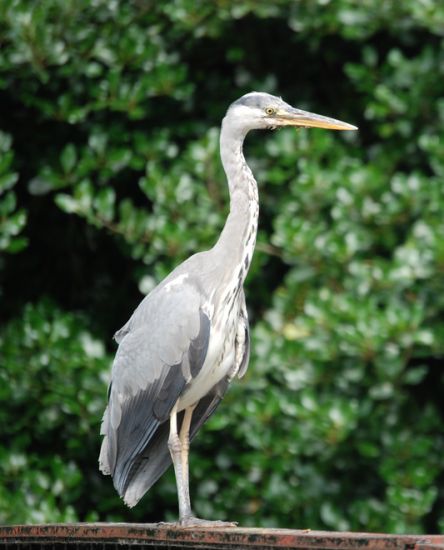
[0,301,110,523]
[0,131,26,254]
[1,0,443,533]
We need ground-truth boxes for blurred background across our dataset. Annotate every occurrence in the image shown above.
[1,0,444,533]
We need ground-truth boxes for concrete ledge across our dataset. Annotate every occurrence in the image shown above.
[0,523,443,549]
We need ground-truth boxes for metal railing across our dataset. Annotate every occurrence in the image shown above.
[1,523,443,549]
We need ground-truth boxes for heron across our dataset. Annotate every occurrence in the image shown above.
[99,91,357,526]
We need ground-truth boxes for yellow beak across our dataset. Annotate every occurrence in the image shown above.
[276,107,357,131]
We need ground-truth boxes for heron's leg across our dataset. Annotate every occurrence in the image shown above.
[168,404,193,521]
[168,404,237,528]
[178,404,196,519]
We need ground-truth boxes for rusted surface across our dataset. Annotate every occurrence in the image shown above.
[0,523,443,549]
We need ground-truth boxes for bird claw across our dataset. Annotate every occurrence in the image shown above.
[156,517,237,529]
[179,516,238,528]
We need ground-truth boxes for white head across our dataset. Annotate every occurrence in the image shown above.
[223,91,357,136]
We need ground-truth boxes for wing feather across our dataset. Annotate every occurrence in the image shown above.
[121,376,230,508]
[99,281,211,499]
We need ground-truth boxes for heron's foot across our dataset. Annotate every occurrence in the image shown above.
[179,516,237,528]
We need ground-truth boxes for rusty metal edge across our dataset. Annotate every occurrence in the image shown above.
[0,524,443,549]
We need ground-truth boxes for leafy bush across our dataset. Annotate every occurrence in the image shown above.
[1,0,443,532]
[0,131,26,254]
[0,301,109,523]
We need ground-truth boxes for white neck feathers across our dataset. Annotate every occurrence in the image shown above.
[213,116,259,285]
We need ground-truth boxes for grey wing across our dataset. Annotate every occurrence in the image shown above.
[99,284,210,505]
[118,376,230,508]
[112,294,249,507]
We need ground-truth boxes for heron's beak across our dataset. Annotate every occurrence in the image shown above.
[277,107,357,131]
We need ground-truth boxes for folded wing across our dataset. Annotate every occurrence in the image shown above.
[99,280,212,505]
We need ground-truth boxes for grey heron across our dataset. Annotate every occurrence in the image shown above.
[99,92,356,526]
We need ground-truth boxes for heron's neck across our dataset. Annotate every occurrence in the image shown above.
[213,120,259,284]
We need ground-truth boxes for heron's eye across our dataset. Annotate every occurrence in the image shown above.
[265,107,276,116]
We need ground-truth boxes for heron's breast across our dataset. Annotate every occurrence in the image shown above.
[177,303,240,411]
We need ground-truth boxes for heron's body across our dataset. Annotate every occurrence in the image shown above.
[99,92,356,525]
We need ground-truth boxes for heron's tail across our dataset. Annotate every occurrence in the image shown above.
[99,378,230,508]
[120,421,172,508]
[121,379,229,507]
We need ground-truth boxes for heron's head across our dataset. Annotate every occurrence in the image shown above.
[224,91,357,134]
